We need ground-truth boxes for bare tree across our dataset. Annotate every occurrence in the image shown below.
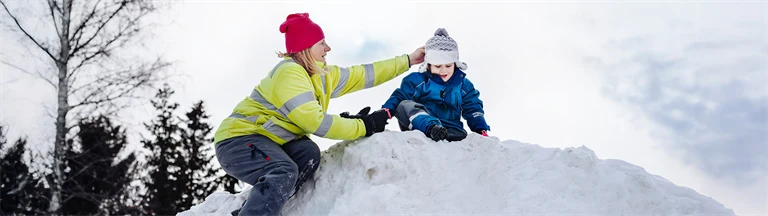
[0,0,171,214]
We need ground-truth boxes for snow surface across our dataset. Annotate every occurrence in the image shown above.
[178,131,734,216]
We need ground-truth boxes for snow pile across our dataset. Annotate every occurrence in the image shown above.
[178,131,734,215]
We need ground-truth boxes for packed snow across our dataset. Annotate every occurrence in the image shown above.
[178,131,734,216]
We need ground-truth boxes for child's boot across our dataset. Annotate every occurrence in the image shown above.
[428,124,448,141]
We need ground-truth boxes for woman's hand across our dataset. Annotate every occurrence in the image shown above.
[340,106,390,137]
[409,46,426,66]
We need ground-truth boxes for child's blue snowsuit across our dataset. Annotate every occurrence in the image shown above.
[382,69,490,141]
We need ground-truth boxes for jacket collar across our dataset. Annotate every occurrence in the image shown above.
[426,69,466,85]
[283,56,327,69]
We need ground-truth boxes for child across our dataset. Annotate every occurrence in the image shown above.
[382,28,490,141]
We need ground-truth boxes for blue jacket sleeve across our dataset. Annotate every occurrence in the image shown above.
[461,79,490,132]
[382,73,419,111]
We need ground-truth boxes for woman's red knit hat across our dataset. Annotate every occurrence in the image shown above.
[279,13,325,54]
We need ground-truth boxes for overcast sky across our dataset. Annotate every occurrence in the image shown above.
[1,1,766,215]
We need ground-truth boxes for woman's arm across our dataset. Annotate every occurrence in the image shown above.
[327,47,425,98]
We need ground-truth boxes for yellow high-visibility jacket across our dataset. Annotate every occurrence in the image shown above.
[214,54,411,145]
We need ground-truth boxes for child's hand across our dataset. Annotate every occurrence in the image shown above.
[408,46,426,66]
[473,129,489,137]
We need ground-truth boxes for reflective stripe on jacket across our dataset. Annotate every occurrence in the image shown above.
[214,54,411,145]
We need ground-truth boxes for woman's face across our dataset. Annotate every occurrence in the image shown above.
[310,39,331,64]
[430,63,455,82]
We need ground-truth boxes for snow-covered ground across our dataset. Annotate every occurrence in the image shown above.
[179,131,734,215]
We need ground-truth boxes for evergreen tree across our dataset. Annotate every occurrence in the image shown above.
[178,101,216,206]
[141,84,186,215]
[59,116,138,215]
[141,84,244,214]
[214,171,241,194]
[0,125,44,215]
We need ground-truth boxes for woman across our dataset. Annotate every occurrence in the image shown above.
[213,13,425,216]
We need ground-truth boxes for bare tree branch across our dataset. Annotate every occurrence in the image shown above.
[69,0,127,58]
[69,0,103,54]
[48,0,62,15]
[68,5,150,82]
[1,60,56,88]
[70,59,170,110]
[0,0,58,62]
[68,94,142,127]
[62,157,114,181]
[67,49,105,82]
[47,0,61,38]
[6,174,30,195]
[2,59,35,76]
[61,191,105,205]
[3,0,172,213]
[67,5,151,84]
[64,0,73,34]
[73,82,141,108]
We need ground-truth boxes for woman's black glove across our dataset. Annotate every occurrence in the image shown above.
[340,106,391,137]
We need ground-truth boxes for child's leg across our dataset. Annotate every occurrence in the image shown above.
[395,100,441,135]
[215,134,298,216]
[280,136,321,197]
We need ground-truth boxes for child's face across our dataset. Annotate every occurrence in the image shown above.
[430,63,454,82]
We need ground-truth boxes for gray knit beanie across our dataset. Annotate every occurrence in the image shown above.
[419,28,468,72]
